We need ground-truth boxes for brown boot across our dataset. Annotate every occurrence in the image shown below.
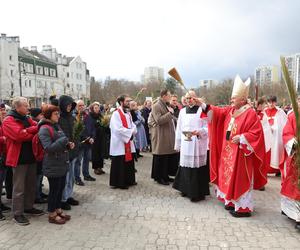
[56,209,71,221]
[48,212,66,225]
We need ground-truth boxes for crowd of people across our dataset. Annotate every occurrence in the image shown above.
[0,74,299,232]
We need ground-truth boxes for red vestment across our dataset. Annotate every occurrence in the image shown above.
[209,105,267,202]
[256,110,264,121]
[265,107,277,126]
[281,112,300,201]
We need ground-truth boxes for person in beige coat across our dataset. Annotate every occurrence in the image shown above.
[149,89,178,185]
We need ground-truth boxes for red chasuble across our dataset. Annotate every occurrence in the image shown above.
[256,110,264,121]
[281,112,300,200]
[209,105,267,201]
[117,108,133,162]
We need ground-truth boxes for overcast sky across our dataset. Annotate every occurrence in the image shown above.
[1,0,300,87]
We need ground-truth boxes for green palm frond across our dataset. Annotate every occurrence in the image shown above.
[280,56,300,188]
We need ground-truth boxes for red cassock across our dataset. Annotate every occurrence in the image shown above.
[281,112,300,201]
[209,105,267,202]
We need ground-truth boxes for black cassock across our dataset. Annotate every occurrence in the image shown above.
[172,106,210,201]
[110,154,136,189]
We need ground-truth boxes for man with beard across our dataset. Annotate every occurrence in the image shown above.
[173,90,210,202]
[149,89,177,185]
[109,95,137,189]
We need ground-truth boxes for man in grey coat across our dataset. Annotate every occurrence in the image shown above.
[149,89,178,185]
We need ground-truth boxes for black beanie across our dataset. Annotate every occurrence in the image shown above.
[49,95,59,106]
[30,108,42,118]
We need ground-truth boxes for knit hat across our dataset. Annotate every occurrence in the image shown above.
[30,108,42,118]
[49,95,59,106]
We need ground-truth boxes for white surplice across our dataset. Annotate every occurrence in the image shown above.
[109,108,137,156]
[264,107,287,168]
[174,106,208,168]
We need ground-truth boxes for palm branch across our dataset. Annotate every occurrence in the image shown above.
[73,112,85,141]
[280,56,300,188]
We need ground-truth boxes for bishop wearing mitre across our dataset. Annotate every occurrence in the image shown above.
[200,75,267,217]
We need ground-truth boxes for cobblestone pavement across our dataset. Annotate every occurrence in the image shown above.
[0,153,299,250]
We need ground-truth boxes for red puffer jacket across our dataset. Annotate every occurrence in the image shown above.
[2,115,37,167]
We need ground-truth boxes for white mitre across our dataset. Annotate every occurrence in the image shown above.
[231,75,251,98]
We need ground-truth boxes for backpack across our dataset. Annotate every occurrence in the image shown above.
[32,125,54,162]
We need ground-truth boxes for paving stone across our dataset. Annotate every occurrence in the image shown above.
[0,153,299,249]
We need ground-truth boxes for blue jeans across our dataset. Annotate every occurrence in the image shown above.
[62,158,76,202]
[74,145,91,181]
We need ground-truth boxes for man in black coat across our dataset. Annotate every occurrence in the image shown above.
[58,95,79,210]
[140,100,152,151]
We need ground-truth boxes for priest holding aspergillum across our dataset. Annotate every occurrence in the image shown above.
[200,75,267,217]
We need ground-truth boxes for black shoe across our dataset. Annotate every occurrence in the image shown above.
[24,208,45,216]
[259,186,265,191]
[275,172,281,177]
[157,179,169,185]
[295,222,300,230]
[13,215,30,226]
[61,202,71,210]
[168,177,175,182]
[75,179,85,186]
[41,193,48,199]
[0,212,5,221]
[225,205,235,211]
[1,204,11,213]
[84,176,96,181]
[67,197,79,206]
[191,196,205,202]
[229,210,251,218]
[134,168,137,173]
[137,154,143,158]
[34,198,48,204]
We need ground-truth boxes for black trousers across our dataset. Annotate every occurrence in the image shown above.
[92,158,104,169]
[47,176,66,212]
[5,167,13,199]
[151,154,178,182]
